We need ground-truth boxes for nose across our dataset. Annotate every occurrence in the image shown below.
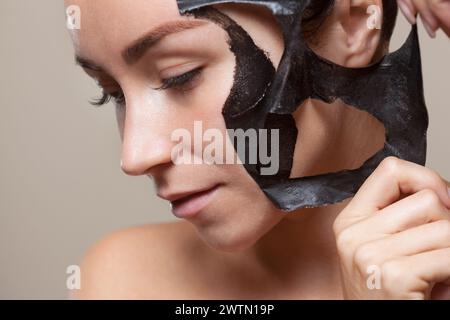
[119,99,174,177]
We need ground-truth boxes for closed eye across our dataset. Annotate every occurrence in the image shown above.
[156,67,203,91]
[90,67,203,107]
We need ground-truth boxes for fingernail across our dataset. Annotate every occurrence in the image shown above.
[398,0,416,25]
[447,186,450,199]
[421,17,436,38]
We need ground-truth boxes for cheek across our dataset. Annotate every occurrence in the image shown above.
[198,169,283,252]
[187,53,236,130]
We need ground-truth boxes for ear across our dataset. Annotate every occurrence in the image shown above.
[334,0,383,67]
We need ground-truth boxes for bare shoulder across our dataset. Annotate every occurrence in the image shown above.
[71,221,208,299]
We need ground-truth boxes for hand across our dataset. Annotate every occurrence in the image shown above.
[397,0,450,37]
[334,157,450,299]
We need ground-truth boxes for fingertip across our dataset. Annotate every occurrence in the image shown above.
[422,17,437,38]
[398,0,417,25]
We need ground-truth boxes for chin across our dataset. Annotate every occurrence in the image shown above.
[193,211,283,253]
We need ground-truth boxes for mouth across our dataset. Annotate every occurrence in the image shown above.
[158,184,221,219]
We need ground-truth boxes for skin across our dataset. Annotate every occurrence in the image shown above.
[66,0,450,299]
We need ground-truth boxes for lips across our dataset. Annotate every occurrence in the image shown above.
[158,184,221,218]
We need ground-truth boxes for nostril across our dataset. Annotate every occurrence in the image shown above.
[120,145,174,176]
[120,159,129,174]
[120,121,175,176]
[120,157,144,176]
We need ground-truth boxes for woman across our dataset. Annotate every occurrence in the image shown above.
[66,0,450,299]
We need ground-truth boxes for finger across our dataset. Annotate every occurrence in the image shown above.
[353,220,450,271]
[382,248,450,298]
[398,0,418,24]
[431,283,450,300]
[428,0,450,37]
[353,189,450,237]
[340,157,450,225]
[411,0,439,37]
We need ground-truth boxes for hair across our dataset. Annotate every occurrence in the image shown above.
[303,0,398,44]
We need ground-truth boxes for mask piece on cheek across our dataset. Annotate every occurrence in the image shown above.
[177,0,429,211]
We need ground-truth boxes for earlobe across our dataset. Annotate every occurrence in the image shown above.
[337,0,383,67]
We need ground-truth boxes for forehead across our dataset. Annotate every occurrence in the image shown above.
[65,0,183,69]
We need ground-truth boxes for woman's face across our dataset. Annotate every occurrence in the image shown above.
[66,0,385,251]
[66,0,288,251]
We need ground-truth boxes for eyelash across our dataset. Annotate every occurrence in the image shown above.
[90,67,203,107]
[90,91,125,106]
[157,67,203,91]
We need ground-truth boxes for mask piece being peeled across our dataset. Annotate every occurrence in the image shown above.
[177,0,429,211]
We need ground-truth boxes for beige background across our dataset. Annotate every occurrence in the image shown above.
[0,0,448,299]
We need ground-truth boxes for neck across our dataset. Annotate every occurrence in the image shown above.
[247,201,347,298]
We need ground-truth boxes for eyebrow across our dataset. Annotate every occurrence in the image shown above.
[75,19,208,71]
[123,19,208,64]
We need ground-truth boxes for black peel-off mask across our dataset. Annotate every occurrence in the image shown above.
[177,0,429,211]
